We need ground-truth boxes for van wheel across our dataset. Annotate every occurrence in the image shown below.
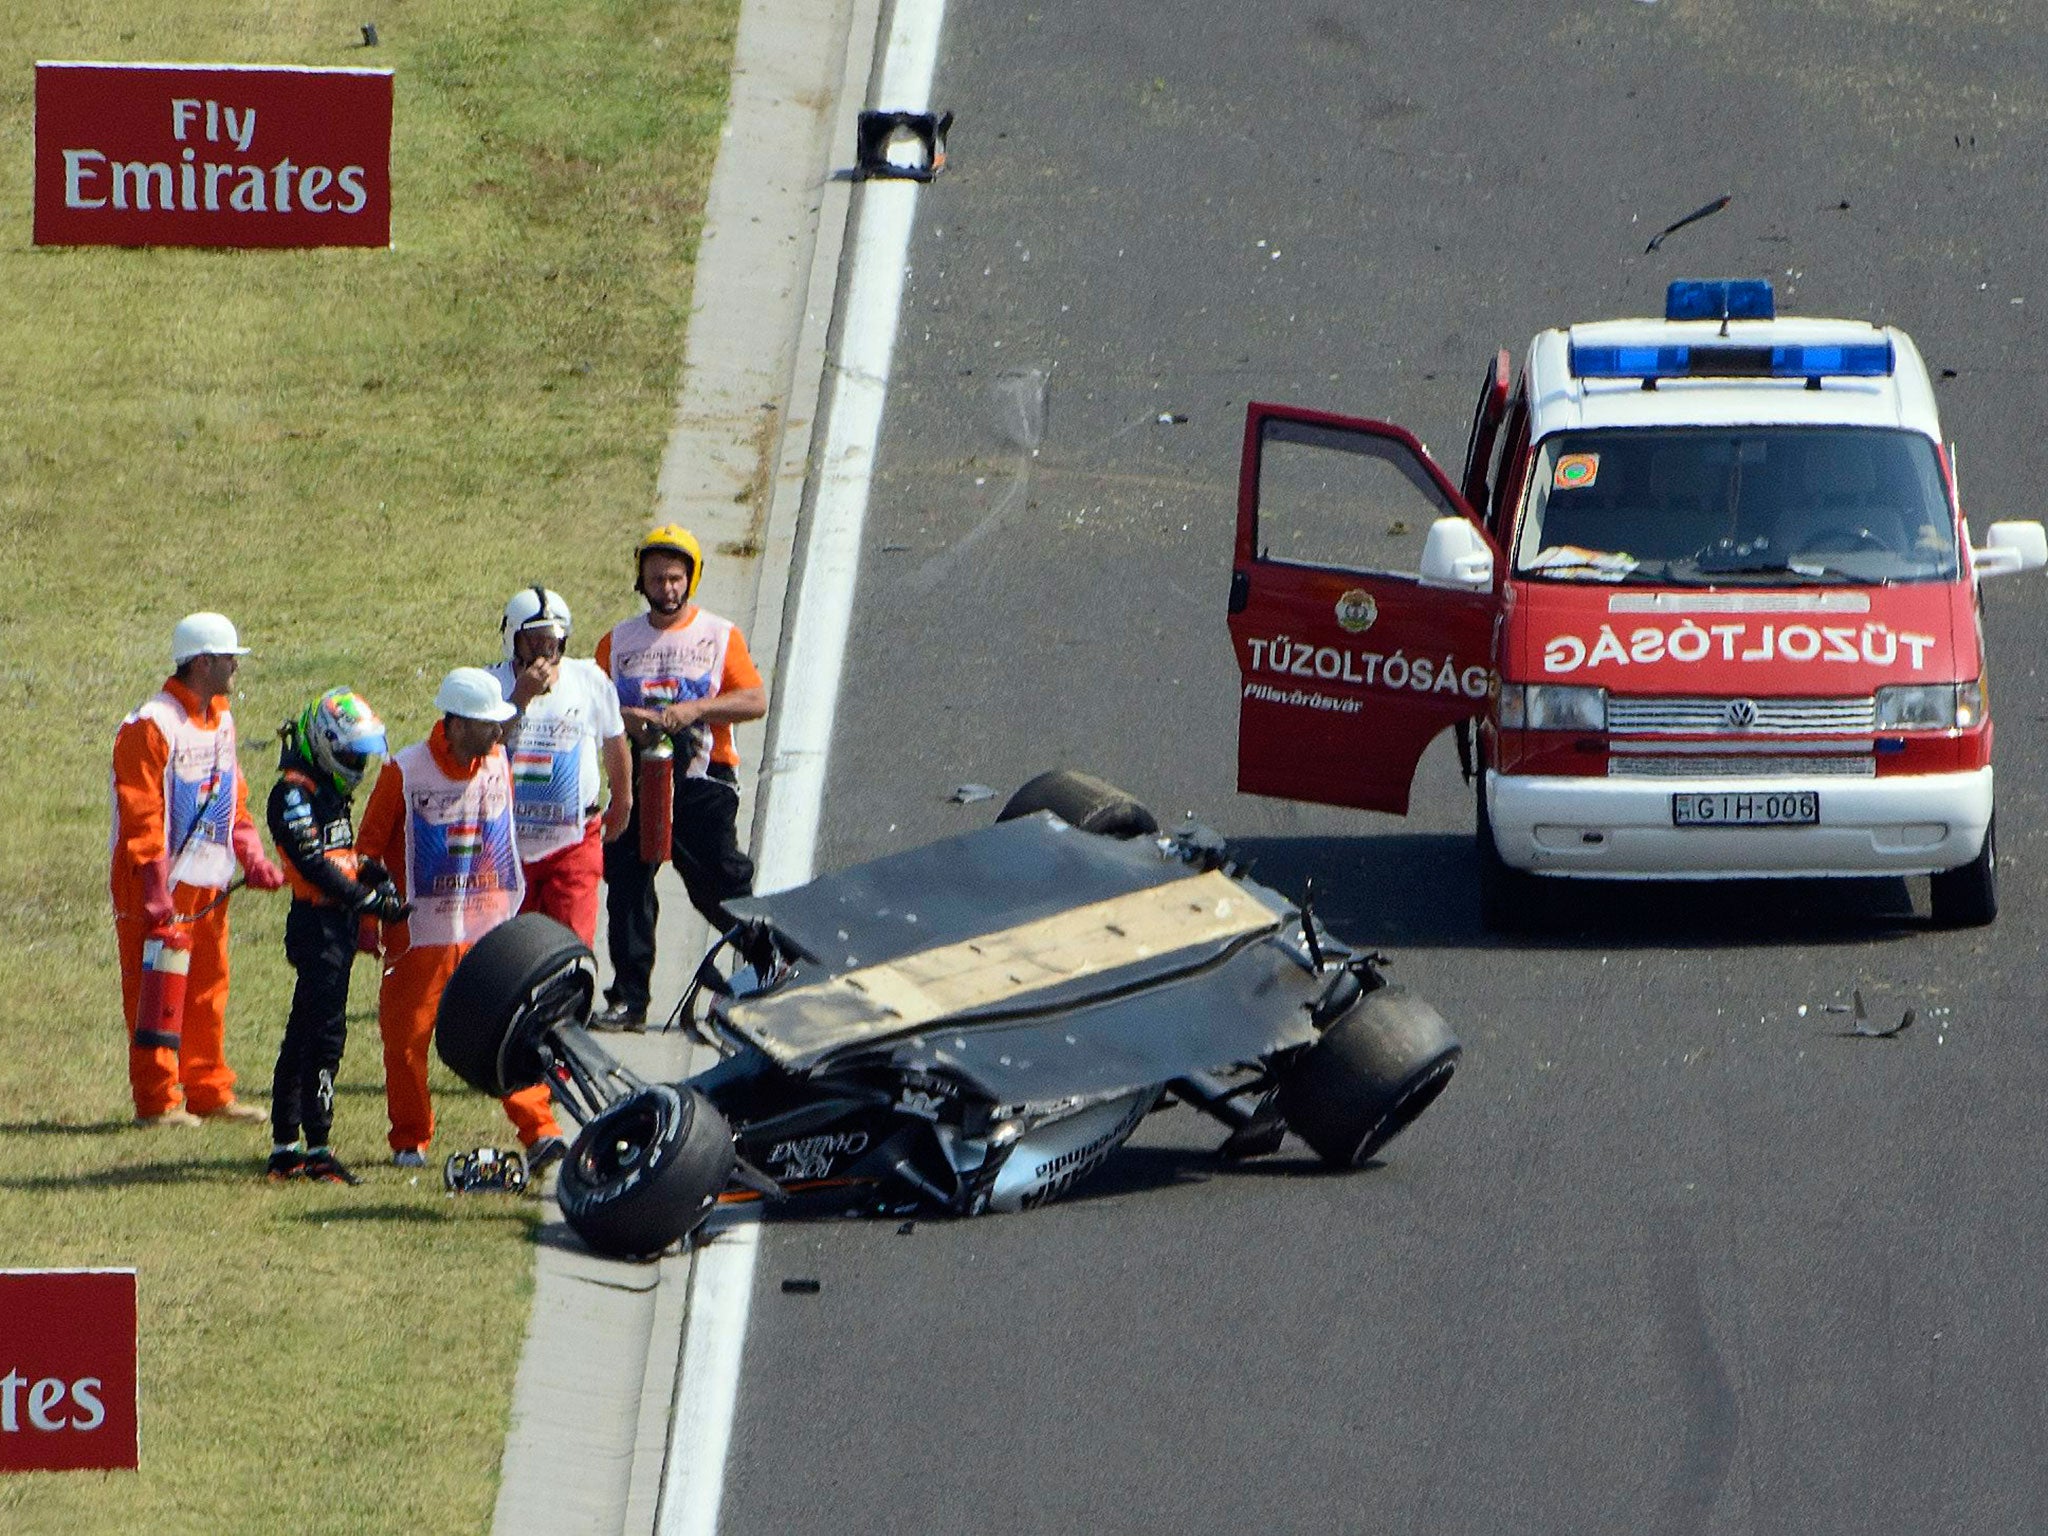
[1476,776,1538,934]
[1276,987,1461,1167]
[1930,816,1997,929]
[998,770,1159,838]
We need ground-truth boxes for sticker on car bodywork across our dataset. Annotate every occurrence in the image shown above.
[1553,453,1599,490]
[1335,588,1379,634]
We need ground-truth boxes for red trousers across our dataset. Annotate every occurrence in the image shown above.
[518,816,604,947]
[378,941,561,1153]
[115,893,237,1117]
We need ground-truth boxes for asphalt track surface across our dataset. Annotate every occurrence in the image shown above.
[722,5,2048,1532]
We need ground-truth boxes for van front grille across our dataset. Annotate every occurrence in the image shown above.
[1608,754,1876,779]
[1606,695,1876,735]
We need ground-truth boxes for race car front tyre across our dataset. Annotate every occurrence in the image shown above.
[998,769,1159,838]
[1929,814,1997,929]
[1276,986,1461,1168]
[558,1085,736,1260]
[435,913,596,1097]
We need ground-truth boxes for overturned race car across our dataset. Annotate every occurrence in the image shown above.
[433,771,1462,1260]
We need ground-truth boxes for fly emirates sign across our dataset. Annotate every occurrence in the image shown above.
[0,1270,138,1473]
[34,61,392,248]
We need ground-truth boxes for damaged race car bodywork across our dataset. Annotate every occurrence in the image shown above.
[434,772,1462,1260]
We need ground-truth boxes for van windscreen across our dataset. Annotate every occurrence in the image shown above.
[1514,426,1956,585]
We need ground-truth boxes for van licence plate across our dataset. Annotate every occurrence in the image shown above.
[1672,791,1819,828]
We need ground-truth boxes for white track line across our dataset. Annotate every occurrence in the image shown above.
[655,2,947,1532]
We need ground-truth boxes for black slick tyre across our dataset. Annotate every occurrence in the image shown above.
[557,1086,736,1259]
[998,770,1159,838]
[1930,815,1997,929]
[435,914,596,1097]
[1277,986,1461,1168]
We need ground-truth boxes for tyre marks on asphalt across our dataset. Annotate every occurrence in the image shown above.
[1643,1206,1742,1535]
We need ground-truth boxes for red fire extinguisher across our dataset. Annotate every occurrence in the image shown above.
[133,777,219,1056]
[131,870,241,1055]
[133,922,193,1053]
[638,734,674,864]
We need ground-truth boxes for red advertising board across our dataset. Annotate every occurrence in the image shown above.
[0,1270,139,1473]
[34,61,392,248]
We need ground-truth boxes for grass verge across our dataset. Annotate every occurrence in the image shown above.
[0,2,736,1530]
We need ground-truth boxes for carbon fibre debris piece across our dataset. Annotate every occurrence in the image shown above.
[1838,989,1915,1039]
[1644,193,1732,254]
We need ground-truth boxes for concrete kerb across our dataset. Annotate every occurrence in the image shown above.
[489,0,884,1531]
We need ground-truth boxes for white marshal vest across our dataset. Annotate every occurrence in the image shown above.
[396,740,525,948]
[490,658,621,863]
[128,691,240,890]
[606,611,734,778]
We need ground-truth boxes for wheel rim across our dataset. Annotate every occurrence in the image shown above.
[574,1095,670,1186]
[496,963,594,1089]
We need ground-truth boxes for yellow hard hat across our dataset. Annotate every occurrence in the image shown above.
[635,524,703,601]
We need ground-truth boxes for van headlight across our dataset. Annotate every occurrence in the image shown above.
[1875,681,1983,729]
[1497,684,1606,731]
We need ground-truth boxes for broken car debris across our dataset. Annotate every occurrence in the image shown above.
[1643,193,1731,253]
[443,1145,530,1195]
[1839,989,1915,1040]
[854,108,952,181]
[432,771,1460,1260]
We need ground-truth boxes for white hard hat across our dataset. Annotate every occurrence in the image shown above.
[501,585,572,662]
[434,666,517,723]
[171,612,250,665]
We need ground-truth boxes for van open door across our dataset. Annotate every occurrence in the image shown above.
[1228,402,1500,815]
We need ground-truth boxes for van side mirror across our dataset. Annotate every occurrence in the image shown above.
[1418,517,1495,591]
[1974,520,2048,580]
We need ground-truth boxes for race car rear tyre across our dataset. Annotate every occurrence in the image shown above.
[1929,815,1997,929]
[998,770,1159,838]
[558,1085,736,1260]
[435,914,596,1097]
[1277,986,1461,1168]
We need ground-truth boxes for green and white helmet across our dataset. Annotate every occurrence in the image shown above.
[298,688,388,793]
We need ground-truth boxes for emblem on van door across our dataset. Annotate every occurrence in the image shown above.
[1724,698,1758,729]
[1335,589,1378,634]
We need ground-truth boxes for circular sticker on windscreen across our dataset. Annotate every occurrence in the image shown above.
[1553,453,1600,490]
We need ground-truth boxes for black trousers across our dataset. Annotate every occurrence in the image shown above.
[271,900,356,1146]
[602,763,755,1010]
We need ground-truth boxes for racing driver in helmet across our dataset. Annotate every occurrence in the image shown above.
[263,688,410,1184]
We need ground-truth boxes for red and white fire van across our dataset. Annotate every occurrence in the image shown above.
[1228,280,2047,929]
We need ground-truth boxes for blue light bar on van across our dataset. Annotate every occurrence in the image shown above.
[1666,279,1776,321]
[1568,341,1896,381]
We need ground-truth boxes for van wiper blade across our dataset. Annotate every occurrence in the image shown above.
[1676,557,1853,584]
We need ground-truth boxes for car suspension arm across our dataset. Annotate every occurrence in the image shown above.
[1170,1073,1286,1160]
[544,1025,648,1124]
[1169,1072,1268,1130]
